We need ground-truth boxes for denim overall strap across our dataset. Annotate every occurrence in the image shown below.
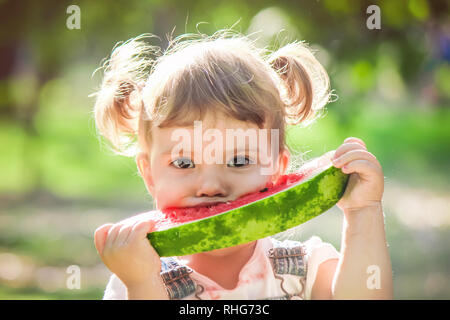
[159,238,308,300]
[267,238,308,300]
[160,257,203,300]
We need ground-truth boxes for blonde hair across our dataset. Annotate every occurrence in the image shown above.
[91,29,331,157]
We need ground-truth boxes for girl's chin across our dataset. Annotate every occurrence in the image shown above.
[201,240,256,257]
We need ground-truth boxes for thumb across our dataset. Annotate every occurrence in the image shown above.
[94,223,113,256]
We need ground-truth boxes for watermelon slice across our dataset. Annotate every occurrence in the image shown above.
[139,151,348,257]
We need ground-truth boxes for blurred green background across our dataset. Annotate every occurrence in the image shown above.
[0,0,449,299]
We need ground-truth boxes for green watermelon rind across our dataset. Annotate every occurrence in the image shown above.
[147,164,348,257]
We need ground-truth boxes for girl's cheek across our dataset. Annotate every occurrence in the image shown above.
[154,178,192,209]
[231,167,271,195]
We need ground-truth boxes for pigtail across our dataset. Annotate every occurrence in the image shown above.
[91,35,158,155]
[268,41,331,125]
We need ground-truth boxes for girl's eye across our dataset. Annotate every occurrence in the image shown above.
[171,158,195,169]
[227,155,252,168]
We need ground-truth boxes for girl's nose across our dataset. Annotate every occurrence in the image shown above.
[195,171,228,198]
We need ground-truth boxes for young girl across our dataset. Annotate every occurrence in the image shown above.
[92,30,393,300]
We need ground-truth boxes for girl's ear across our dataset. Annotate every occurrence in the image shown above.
[136,152,155,195]
[272,148,290,182]
[279,148,291,175]
[280,148,290,175]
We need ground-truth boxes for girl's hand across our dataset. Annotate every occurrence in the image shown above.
[94,217,163,289]
[332,137,384,213]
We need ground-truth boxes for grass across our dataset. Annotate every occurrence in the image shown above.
[0,286,103,300]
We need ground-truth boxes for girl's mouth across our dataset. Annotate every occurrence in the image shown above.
[190,201,228,209]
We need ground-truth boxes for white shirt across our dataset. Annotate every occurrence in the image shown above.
[103,236,340,300]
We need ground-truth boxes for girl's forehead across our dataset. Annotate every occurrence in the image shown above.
[154,112,263,136]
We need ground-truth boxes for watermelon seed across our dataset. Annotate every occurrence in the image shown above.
[259,188,268,192]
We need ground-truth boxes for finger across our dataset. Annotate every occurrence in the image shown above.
[343,137,367,149]
[114,222,136,246]
[333,149,380,169]
[94,223,114,255]
[127,220,156,244]
[341,159,383,180]
[333,142,367,160]
[104,223,122,250]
